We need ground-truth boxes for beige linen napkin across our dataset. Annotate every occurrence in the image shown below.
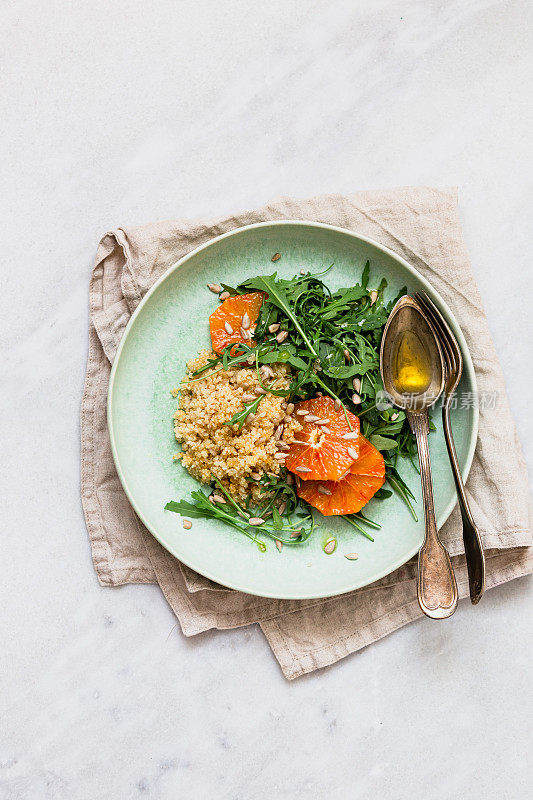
[81,187,533,680]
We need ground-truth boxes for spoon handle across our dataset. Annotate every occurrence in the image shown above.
[408,410,458,619]
[442,402,485,604]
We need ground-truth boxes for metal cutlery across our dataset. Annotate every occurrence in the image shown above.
[380,295,458,619]
[413,291,485,604]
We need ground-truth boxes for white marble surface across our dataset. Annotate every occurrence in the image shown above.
[1,1,532,797]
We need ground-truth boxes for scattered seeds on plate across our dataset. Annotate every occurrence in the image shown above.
[323,537,337,555]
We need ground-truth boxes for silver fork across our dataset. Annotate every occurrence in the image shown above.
[413,291,485,604]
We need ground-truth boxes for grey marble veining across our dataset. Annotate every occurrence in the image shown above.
[1,1,532,798]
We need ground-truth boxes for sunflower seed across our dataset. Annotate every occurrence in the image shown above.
[278,501,287,515]
[296,409,308,416]
[391,412,399,421]
[260,365,274,379]
[219,291,230,301]
[352,377,361,392]
[224,321,234,334]
[246,413,256,423]
[268,323,280,333]
[207,283,222,293]
[208,495,216,504]
[323,538,337,554]
[240,327,251,340]
[262,510,272,518]
[286,403,295,415]
[271,253,281,262]
[290,530,301,538]
[342,431,358,440]
[241,312,250,330]
[248,517,265,526]
[370,290,378,305]
[315,418,330,426]
[246,355,255,364]
[242,393,256,402]
[318,486,332,496]
[352,392,361,405]
[321,426,332,434]
[275,539,283,552]
[347,447,358,460]
[212,494,227,504]
[295,465,311,472]
[276,331,289,343]
[334,398,341,412]
[304,414,320,423]
[292,439,309,445]
[344,349,351,361]
[183,519,192,529]
[286,473,294,486]
[344,553,359,560]
[276,441,289,450]
[255,387,267,395]
[274,452,288,460]
[294,475,301,488]
[274,424,284,440]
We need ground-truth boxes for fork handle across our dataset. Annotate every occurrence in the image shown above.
[442,402,486,604]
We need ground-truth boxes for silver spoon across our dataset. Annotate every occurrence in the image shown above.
[380,295,458,619]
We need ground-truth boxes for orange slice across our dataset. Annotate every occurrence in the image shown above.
[297,435,385,515]
[209,292,265,355]
[285,396,360,482]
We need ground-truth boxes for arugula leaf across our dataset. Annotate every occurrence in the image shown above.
[239,273,319,357]
[384,469,418,521]
[219,283,243,296]
[165,499,209,517]
[225,396,263,430]
[369,434,398,451]
[323,363,362,379]
[373,488,393,500]
[286,354,309,371]
[271,506,283,530]
[318,284,368,319]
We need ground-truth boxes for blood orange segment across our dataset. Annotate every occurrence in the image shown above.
[285,396,360,482]
[209,292,265,354]
[296,435,385,516]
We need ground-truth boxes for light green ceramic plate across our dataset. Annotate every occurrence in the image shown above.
[108,221,478,600]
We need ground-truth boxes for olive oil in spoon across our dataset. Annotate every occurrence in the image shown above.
[392,330,432,396]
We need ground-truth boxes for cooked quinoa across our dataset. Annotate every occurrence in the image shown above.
[173,350,302,503]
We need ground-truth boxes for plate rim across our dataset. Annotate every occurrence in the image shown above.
[107,220,479,599]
